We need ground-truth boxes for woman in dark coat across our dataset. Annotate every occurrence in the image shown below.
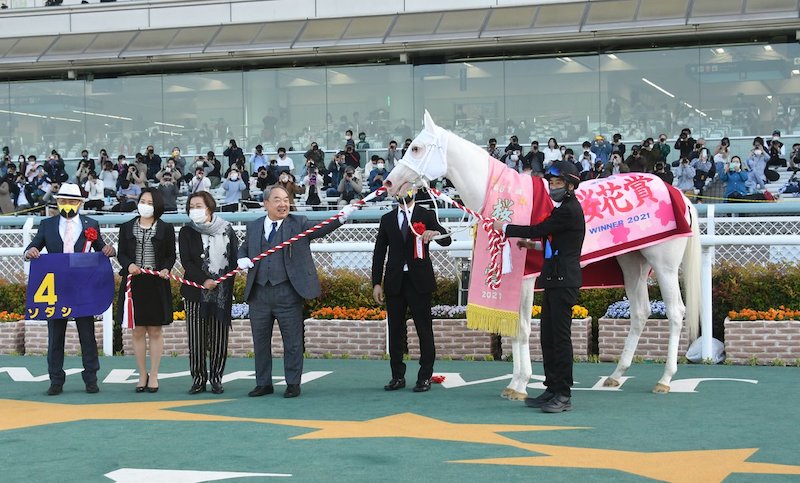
[179,191,238,395]
[116,188,175,393]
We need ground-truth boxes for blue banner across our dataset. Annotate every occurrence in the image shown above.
[26,253,115,320]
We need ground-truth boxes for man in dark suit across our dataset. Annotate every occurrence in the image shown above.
[24,183,116,396]
[237,186,356,398]
[372,189,451,392]
[494,160,585,413]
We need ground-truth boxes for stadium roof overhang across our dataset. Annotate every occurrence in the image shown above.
[0,0,797,79]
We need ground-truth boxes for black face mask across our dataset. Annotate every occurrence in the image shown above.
[549,187,569,203]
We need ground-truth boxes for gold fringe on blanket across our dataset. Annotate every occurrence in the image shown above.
[466,303,519,337]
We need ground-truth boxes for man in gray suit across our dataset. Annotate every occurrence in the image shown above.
[237,185,357,398]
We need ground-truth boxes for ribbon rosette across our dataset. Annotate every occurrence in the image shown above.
[412,222,427,260]
[83,227,98,253]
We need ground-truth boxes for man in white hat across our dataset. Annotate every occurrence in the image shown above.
[24,183,116,396]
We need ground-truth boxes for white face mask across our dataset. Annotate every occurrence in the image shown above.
[377,163,385,170]
[754,149,763,156]
[230,174,239,181]
[730,162,741,170]
[189,208,207,224]
[345,135,352,140]
[137,204,155,218]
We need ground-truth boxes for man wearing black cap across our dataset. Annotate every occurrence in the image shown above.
[493,161,585,413]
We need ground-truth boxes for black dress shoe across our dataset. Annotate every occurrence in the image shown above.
[211,382,224,394]
[524,390,556,408]
[384,378,406,391]
[283,384,301,398]
[541,394,572,413]
[136,374,149,393]
[85,382,99,394]
[412,379,431,392]
[188,384,206,395]
[248,385,274,397]
[47,384,63,396]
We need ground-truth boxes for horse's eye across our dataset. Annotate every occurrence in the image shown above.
[412,146,420,154]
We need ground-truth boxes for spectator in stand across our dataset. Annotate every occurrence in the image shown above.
[640,138,661,172]
[265,159,280,185]
[189,167,211,194]
[603,153,630,177]
[674,128,695,159]
[253,167,270,201]
[523,141,545,175]
[304,142,325,167]
[99,161,118,197]
[0,174,13,214]
[610,133,626,160]
[170,147,186,175]
[326,152,347,197]
[74,158,92,186]
[302,163,322,207]
[590,135,611,164]
[368,158,389,192]
[126,163,146,189]
[206,151,222,188]
[343,142,360,170]
[486,138,503,160]
[79,149,96,173]
[747,138,769,192]
[83,171,105,210]
[337,166,362,207]
[24,156,40,183]
[158,172,179,212]
[652,161,674,185]
[586,160,605,180]
[688,138,706,162]
[401,138,412,157]
[356,132,370,150]
[386,140,401,169]
[221,167,246,211]
[625,146,647,173]
[223,139,244,168]
[789,143,800,170]
[30,169,49,203]
[114,178,141,212]
[542,138,561,169]
[156,159,181,187]
[654,134,671,163]
[504,135,523,159]
[767,130,786,167]
[251,145,268,173]
[691,148,714,200]
[133,153,149,182]
[713,137,731,175]
[275,147,294,174]
[144,145,162,181]
[114,155,128,185]
[276,172,305,211]
[719,156,748,202]
[44,152,68,183]
[675,158,696,193]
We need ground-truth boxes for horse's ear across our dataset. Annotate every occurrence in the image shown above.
[423,110,439,132]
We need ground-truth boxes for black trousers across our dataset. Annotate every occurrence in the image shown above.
[540,287,579,397]
[185,300,229,386]
[386,272,435,383]
[47,317,100,385]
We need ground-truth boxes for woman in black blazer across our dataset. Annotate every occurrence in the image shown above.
[178,191,238,395]
[116,188,176,393]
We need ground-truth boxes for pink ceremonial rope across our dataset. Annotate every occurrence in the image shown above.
[426,188,506,290]
[123,188,386,328]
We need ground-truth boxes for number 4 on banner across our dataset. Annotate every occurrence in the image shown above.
[33,273,58,306]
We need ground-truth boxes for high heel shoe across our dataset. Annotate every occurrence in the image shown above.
[136,374,149,393]
[147,377,159,393]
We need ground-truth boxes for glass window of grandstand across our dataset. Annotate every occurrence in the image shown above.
[698,43,800,160]
[504,56,600,152]
[599,47,701,161]
[84,75,163,157]
[413,60,505,147]
[163,71,244,159]
[9,80,84,161]
[325,64,414,164]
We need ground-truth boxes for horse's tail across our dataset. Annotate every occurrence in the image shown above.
[682,201,701,342]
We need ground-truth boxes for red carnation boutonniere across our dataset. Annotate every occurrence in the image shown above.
[83,227,98,253]
[430,375,446,384]
[412,222,427,260]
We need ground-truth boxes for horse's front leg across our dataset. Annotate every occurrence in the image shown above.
[506,277,535,401]
[652,264,686,393]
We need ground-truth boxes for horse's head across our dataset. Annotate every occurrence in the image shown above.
[383,110,449,197]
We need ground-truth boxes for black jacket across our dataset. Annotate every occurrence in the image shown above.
[505,194,585,288]
[372,205,451,295]
[115,218,176,323]
[178,224,238,304]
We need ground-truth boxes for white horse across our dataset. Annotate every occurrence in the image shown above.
[383,111,701,397]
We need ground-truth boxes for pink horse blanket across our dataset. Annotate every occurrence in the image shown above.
[468,163,692,336]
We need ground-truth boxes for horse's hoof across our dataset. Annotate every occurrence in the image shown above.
[652,383,670,394]
[500,388,512,399]
[603,377,620,387]
[508,391,528,401]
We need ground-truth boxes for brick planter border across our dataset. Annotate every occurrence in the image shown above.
[598,317,689,362]
[24,320,104,356]
[0,321,25,355]
[500,317,592,361]
[724,317,800,365]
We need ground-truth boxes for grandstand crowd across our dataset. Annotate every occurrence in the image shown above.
[0,125,799,215]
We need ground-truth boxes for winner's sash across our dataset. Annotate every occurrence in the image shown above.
[26,253,115,320]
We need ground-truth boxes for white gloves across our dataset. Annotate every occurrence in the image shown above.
[338,204,358,221]
[237,257,254,270]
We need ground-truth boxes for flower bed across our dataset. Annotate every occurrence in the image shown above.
[310,306,386,320]
[724,306,800,365]
[597,299,688,361]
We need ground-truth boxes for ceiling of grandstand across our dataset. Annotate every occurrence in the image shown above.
[0,0,797,76]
